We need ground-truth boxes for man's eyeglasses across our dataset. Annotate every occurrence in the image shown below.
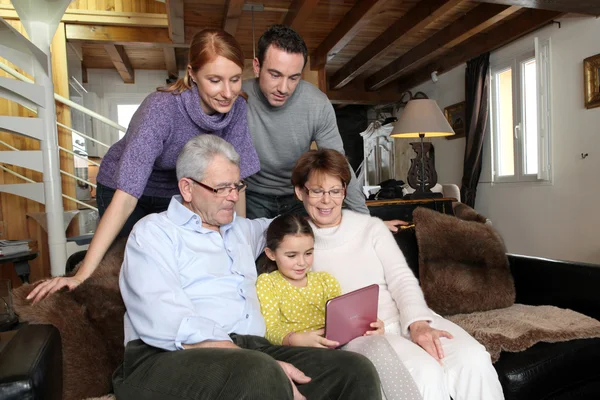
[304,186,345,199]
[188,177,247,197]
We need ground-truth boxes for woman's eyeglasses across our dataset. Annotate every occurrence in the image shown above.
[188,177,247,197]
[304,186,345,199]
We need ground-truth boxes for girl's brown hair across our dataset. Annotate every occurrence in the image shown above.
[158,28,246,96]
[257,214,314,274]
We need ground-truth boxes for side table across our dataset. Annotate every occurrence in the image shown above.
[367,197,456,222]
[0,251,39,283]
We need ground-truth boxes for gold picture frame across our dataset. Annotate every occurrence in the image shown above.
[443,101,466,140]
[584,53,600,109]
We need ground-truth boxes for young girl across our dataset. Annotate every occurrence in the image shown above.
[256,214,422,400]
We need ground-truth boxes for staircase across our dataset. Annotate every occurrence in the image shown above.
[0,0,125,276]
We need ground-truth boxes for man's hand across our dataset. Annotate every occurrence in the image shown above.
[408,321,453,364]
[182,340,239,350]
[277,361,311,400]
[384,219,408,232]
[364,319,385,336]
[288,329,339,348]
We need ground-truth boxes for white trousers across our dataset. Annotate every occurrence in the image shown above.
[385,315,505,400]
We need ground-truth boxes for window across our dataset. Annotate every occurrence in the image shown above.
[117,104,140,140]
[490,38,551,183]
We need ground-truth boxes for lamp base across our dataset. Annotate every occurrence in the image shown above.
[403,191,444,200]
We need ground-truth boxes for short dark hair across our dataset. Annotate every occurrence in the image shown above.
[257,214,314,274]
[291,149,352,189]
[256,25,308,68]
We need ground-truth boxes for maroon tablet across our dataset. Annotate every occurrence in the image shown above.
[324,284,379,347]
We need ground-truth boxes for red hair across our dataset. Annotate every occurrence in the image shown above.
[158,29,246,96]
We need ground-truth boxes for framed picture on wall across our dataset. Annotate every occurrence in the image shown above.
[443,101,466,140]
[584,53,600,109]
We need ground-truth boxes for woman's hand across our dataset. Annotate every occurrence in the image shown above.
[384,219,408,232]
[26,189,139,305]
[409,320,453,364]
[27,276,83,304]
[364,318,385,336]
[287,329,339,348]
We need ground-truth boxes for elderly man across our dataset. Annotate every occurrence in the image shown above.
[112,134,381,400]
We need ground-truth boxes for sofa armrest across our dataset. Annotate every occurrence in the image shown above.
[509,254,600,321]
[0,324,62,400]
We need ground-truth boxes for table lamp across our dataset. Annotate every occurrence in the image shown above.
[390,99,455,199]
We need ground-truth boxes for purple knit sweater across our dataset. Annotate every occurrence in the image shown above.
[96,86,260,199]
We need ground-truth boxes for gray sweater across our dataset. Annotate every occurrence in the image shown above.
[243,79,368,214]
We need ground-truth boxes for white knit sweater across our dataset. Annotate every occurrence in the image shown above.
[310,210,433,335]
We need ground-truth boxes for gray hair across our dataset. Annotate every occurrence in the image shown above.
[176,135,240,181]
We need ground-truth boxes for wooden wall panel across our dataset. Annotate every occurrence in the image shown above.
[68,0,166,14]
[52,23,78,216]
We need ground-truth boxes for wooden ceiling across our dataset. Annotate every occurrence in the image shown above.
[2,0,598,104]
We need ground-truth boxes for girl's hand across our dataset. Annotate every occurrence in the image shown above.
[288,329,339,348]
[408,320,453,364]
[364,318,385,336]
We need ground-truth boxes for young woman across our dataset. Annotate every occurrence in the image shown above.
[28,29,260,303]
[256,214,421,400]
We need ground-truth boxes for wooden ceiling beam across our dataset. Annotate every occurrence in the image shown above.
[222,0,245,36]
[166,0,185,44]
[283,0,321,30]
[164,47,178,79]
[0,5,168,27]
[395,9,563,93]
[470,0,600,16]
[366,3,521,90]
[327,88,400,106]
[65,25,182,47]
[325,77,399,105]
[330,0,462,90]
[104,44,135,83]
[311,0,387,70]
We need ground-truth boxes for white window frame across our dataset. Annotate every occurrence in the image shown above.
[489,38,552,184]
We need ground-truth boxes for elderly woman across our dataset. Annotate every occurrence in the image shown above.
[291,149,504,400]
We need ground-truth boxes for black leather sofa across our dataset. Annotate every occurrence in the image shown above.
[1,230,600,400]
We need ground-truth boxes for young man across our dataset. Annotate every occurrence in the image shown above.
[113,134,381,400]
[243,25,369,219]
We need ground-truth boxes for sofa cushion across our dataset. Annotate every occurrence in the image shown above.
[12,239,126,400]
[413,207,515,316]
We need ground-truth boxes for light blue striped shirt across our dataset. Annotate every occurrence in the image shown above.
[120,196,270,351]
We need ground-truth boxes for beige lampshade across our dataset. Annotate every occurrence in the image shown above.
[390,99,455,138]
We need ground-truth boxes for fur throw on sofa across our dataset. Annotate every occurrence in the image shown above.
[12,239,127,400]
[413,207,515,316]
[448,304,600,362]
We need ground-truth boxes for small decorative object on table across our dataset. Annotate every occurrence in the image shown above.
[584,52,600,109]
[443,101,466,139]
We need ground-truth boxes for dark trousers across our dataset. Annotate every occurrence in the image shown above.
[113,335,381,400]
[96,183,171,237]
[246,190,307,219]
